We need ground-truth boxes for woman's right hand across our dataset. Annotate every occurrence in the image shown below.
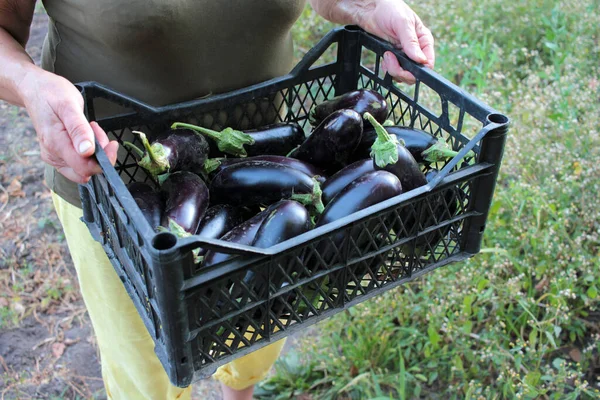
[19,69,119,184]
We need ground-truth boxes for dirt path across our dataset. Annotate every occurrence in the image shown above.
[0,7,288,400]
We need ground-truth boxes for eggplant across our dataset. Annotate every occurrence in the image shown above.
[195,205,245,256]
[397,169,463,258]
[127,182,163,229]
[205,155,327,183]
[289,109,363,173]
[124,128,209,181]
[310,170,403,274]
[170,122,303,158]
[365,113,427,192]
[232,200,310,322]
[351,125,459,164]
[160,171,209,235]
[317,171,403,227]
[209,160,324,213]
[321,159,375,205]
[310,89,388,128]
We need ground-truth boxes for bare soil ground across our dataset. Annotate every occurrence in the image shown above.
[0,7,296,400]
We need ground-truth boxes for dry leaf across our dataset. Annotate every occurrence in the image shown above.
[52,342,66,358]
[569,348,582,363]
[7,178,25,198]
[349,364,359,377]
[0,297,8,307]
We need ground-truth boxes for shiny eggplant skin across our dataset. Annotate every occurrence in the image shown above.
[208,156,326,183]
[310,89,388,128]
[207,123,305,158]
[397,169,462,256]
[375,143,427,192]
[234,201,310,322]
[245,123,305,157]
[321,159,375,205]
[160,171,209,234]
[201,206,273,268]
[252,201,311,248]
[131,128,210,179]
[127,182,163,229]
[311,171,403,273]
[351,126,458,164]
[290,109,363,172]
[209,160,318,207]
[195,205,245,256]
[317,171,403,227]
[157,128,210,173]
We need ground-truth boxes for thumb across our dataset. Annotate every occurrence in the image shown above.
[59,101,95,157]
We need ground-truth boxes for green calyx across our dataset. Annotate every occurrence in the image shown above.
[132,131,170,178]
[171,122,255,157]
[163,219,203,264]
[290,177,325,215]
[364,112,402,168]
[420,141,460,163]
[203,158,223,175]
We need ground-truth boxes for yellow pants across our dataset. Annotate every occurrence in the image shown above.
[51,192,285,399]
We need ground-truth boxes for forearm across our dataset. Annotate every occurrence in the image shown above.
[308,0,377,26]
[0,27,40,107]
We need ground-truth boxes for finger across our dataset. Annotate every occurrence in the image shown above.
[90,121,110,148]
[416,21,435,69]
[396,17,428,64]
[58,101,96,157]
[49,130,103,177]
[56,165,90,184]
[103,141,120,167]
[382,51,417,85]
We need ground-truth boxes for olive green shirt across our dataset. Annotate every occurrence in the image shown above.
[41,0,306,207]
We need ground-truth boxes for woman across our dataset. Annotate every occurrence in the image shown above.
[0,1,434,398]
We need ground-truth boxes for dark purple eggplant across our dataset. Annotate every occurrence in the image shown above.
[170,122,303,158]
[310,89,388,128]
[209,160,324,213]
[127,182,163,229]
[232,201,310,321]
[289,109,363,173]
[124,128,209,181]
[317,171,403,227]
[195,205,245,256]
[202,201,305,268]
[309,170,403,273]
[351,126,459,164]
[321,159,375,205]
[397,169,463,257]
[205,155,327,183]
[160,171,209,235]
[365,113,427,192]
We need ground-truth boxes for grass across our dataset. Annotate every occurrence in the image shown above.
[257,1,600,399]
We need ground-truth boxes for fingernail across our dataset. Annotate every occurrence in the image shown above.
[79,140,92,154]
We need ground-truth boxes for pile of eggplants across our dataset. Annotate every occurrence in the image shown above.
[124,88,464,312]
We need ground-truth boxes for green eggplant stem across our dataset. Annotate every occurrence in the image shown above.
[290,177,324,215]
[133,131,157,163]
[123,141,144,159]
[364,112,403,168]
[421,141,460,163]
[203,158,223,175]
[132,131,170,178]
[171,122,255,157]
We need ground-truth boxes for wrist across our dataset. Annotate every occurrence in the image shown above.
[15,64,48,107]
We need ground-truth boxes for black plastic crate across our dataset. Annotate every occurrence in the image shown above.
[76,26,509,387]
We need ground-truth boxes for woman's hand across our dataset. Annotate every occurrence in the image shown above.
[18,69,119,183]
[309,0,435,84]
